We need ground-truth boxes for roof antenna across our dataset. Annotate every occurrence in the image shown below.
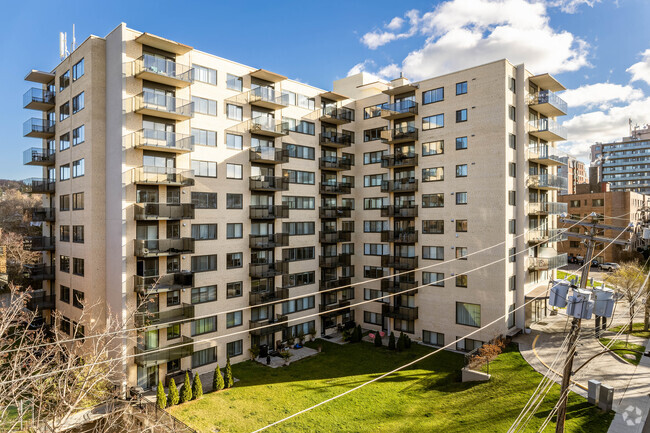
[72,24,76,51]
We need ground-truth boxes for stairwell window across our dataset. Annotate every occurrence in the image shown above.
[72,92,84,113]
[72,159,84,178]
[60,164,70,181]
[73,125,85,146]
[72,59,84,81]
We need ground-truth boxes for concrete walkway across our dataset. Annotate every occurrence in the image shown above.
[254,346,319,368]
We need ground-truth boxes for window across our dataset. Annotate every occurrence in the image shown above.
[456,192,468,205]
[192,160,217,177]
[509,105,516,121]
[363,150,387,164]
[72,59,84,81]
[226,164,242,179]
[593,199,604,206]
[364,197,388,210]
[60,225,70,242]
[363,127,385,142]
[509,134,516,149]
[422,140,444,156]
[282,296,315,314]
[192,96,217,115]
[227,281,242,298]
[283,271,315,288]
[364,173,386,187]
[73,225,84,243]
[226,104,243,120]
[60,195,70,211]
[509,247,516,262]
[60,316,71,335]
[456,137,468,150]
[569,241,580,248]
[192,128,217,147]
[456,81,467,95]
[283,321,315,340]
[422,167,444,182]
[227,340,243,357]
[284,170,315,185]
[422,193,444,208]
[284,143,315,160]
[456,220,468,232]
[58,134,70,152]
[364,220,388,233]
[364,311,382,325]
[72,159,84,177]
[60,102,70,121]
[72,125,85,146]
[226,252,243,269]
[192,64,217,84]
[59,70,70,91]
[423,246,444,260]
[509,77,516,93]
[191,255,217,272]
[190,285,217,304]
[456,274,468,287]
[456,247,468,259]
[60,285,70,303]
[569,200,580,207]
[283,196,315,209]
[394,319,414,333]
[509,162,517,177]
[192,347,217,368]
[192,316,217,336]
[363,104,383,119]
[422,114,444,130]
[226,223,243,239]
[364,243,389,256]
[456,164,468,177]
[294,121,315,135]
[60,164,70,181]
[364,288,389,303]
[72,92,84,113]
[423,272,444,286]
[456,302,481,327]
[226,194,242,209]
[423,87,444,104]
[191,192,217,209]
[509,275,517,291]
[226,74,243,91]
[283,222,315,235]
[226,311,243,328]
[167,324,180,340]
[423,220,444,234]
[60,255,70,273]
[283,247,315,262]
[281,90,296,106]
[509,219,516,234]
[508,191,516,206]
[423,330,444,347]
[456,109,468,122]
[226,133,242,150]
[73,258,84,276]
[191,224,217,240]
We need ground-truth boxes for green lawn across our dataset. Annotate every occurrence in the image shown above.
[608,323,650,339]
[556,271,609,289]
[600,338,646,365]
[169,341,612,433]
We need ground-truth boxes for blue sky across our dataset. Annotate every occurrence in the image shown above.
[3,0,649,179]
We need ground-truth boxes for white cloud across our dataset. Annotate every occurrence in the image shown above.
[360,9,420,50]
[386,17,404,31]
[545,0,600,14]
[562,83,644,109]
[627,49,650,86]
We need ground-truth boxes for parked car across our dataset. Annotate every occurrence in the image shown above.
[600,262,620,272]
[590,260,601,269]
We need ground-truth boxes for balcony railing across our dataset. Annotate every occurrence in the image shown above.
[381,153,418,168]
[249,147,289,164]
[131,166,194,186]
[319,157,352,171]
[319,300,351,313]
[381,278,418,294]
[249,87,287,109]
[528,90,568,117]
[134,54,193,88]
[526,228,567,244]
[526,174,568,190]
[381,100,418,119]
[24,118,55,138]
[133,91,194,120]
[132,129,194,153]
[249,176,289,191]
[23,147,55,166]
[249,117,289,137]
[23,264,55,281]
[528,118,567,141]
[319,254,352,268]
[134,203,195,220]
[382,304,419,320]
[249,288,290,306]
[381,205,418,218]
[23,178,55,194]
[249,233,289,249]
[134,336,194,368]
[526,145,566,165]
[319,133,352,148]
[23,236,55,251]
[319,182,352,195]
[249,205,290,220]
[319,277,352,291]
[381,126,418,143]
[320,106,354,124]
[134,303,195,328]
[249,261,289,278]
[133,271,195,294]
[381,230,418,243]
[527,253,568,271]
[23,88,55,110]
[381,178,418,193]
[249,315,288,336]
[527,201,568,215]
[28,207,55,222]
[319,230,352,243]
[26,294,56,311]
[134,238,195,257]
[381,256,418,270]
[319,206,352,219]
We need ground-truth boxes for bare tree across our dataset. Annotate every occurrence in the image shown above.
[607,261,645,341]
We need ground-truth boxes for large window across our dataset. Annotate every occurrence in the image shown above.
[363,127,385,142]
[192,96,217,115]
[73,225,84,243]
[60,225,70,242]
[423,330,444,347]
[72,159,84,178]
[456,136,468,150]
[191,192,217,209]
[226,133,243,150]
[226,104,243,120]
[73,289,84,309]
[226,164,242,179]
[73,258,84,276]
[226,252,243,269]
[284,170,315,185]
[60,164,70,181]
[282,196,315,209]
[226,311,243,328]
[226,223,243,239]
[72,125,85,146]
[364,173,387,187]
[192,128,217,147]
[422,87,444,104]
[363,104,383,119]
[422,167,443,182]
[364,197,388,210]
[191,255,217,272]
[72,59,84,81]
[192,347,217,368]
[227,281,243,298]
[72,92,84,113]
[192,64,217,84]
[422,140,444,156]
[283,271,315,288]
[227,194,243,209]
[192,224,217,240]
[227,340,243,357]
[73,193,84,210]
[456,81,468,95]
[60,102,70,121]
[59,70,70,91]
[364,150,387,164]
[192,285,217,304]
[456,302,481,327]
[192,160,217,177]
[60,133,70,151]
[192,317,217,336]
[364,243,389,256]
[364,220,388,233]
[423,272,444,286]
[422,246,444,260]
[282,296,315,314]
[422,220,444,234]
[283,222,315,235]
[284,143,315,160]
[422,193,443,208]
[226,74,243,91]
[422,114,444,130]
[283,247,315,262]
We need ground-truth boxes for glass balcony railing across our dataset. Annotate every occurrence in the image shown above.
[319,206,352,219]
[319,182,352,195]
[319,277,352,291]
[249,176,289,191]
[319,254,352,268]
[381,153,418,168]
[23,236,55,251]
[133,91,193,119]
[320,106,354,123]
[528,253,568,271]
[133,129,194,153]
[381,126,418,143]
[23,264,55,281]
[23,147,55,166]
[249,205,290,219]
[319,133,352,148]
[528,90,568,115]
[319,157,352,171]
[249,261,289,278]
[134,54,193,86]
[319,300,352,313]
[249,116,288,136]
[319,230,352,243]
[249,315,288,336]
[381,230,418,243]
[249,288,290,306]
[134,303,195,328]
[526,145,566,165]
[23,88,55,110]
[24,118,55,138]
[249,147,289,164]
[133,271,194,294]
[134,336,193,368]
[381,205,418,218]
[381,256,418,270]
[528,118,567,141]
[249,233,289,249]
[381,277,418,293]
[26,294,56,311]
[526,174,568,190]
[527,201,568,215]
[249,87,286,107]
[382,304,419,320]
[23,178,55,194]
[134,238,195,257]
[131,166,195,186]
[381,100,418,119]
[28,207,56,222]
[525,228,567,244]
[133,203,195,220]
[381,178,418,193]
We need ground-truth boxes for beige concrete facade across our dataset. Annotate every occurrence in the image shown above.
[22,23,569,390]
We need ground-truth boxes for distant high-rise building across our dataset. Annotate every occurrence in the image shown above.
[557,155,587,195]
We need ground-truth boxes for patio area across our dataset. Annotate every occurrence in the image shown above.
[254,346,319,368]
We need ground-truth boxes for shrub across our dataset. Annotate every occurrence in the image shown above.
[388,332,396,350]
[168,378,179,406]
[156,380,167,409]
[352,325,362,343]
[180,371,192,403]
[225,356,234,388]
[396,332,405,352]
[374,331,383,347]
[405,334,412,349]
[192,372,203,399]
[213,364,225,391]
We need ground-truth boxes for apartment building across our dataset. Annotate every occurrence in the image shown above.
[557,155,587,195]
[21,23,568,391]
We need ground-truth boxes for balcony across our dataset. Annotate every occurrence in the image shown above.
[319,300,351,313]
[133,272,194,294]
[319,277,352,291]
[23,236,55,251]
[133,203,195,220]
[249,315,288,336]
[249,288,290,306]
[381,126,418,144]
[526,228,567,244]
[381,178,418,193]
[319,133,352,148]
[381,278,418,294]
[381,256,418,270]
[319,206,352,219]
[23,88,55,111]
[528,118,567,142]
[381,205,418,218]
[381,100,418,120]
[381,230,418,243]
[527,201,568,216]
[23,264,55,281]
[249,147,289,164]
[28,207,55,222]
[249,87,287,110]
[528,90,567,117]
[382,304,419,320]
[249,117,289,137]
[26,294,56,312]
[249,205,290,220]
[249,176,289,191]
[249,261,289,278]
[23,178,55,194]
[23,147,55,166]
[24,118,55,138]
[131,166,194,186]
[133,91,193,121]
[381,153,418,168]
[319,230,352,243]
[134,303,195,329]
[134,336,194,368]
[319,254,352,268]
[133,55,193,88]
[249,233,289,249]
[319,182,351,195]
[526,174,568,191]
[134,238,194,257]
[528,253,568,271]
[132,129,194,153]
[319,157,352,171]
[526,145,566,166]
[320,107,354,125]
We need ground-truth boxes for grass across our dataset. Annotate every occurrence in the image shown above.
[169,341,613,433]
[556,271,610,289]
[608,323,650,339]
[599,338,646,366]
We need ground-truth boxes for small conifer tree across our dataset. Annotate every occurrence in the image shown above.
[225,356,234,388]
[156,380,167,409]
[396,332,405,352]
[168,378,179,406]
[180,371,192,403]
[374,331,383,347]
[192,372,203,399]
[213,364,225,391]
[388,332,396,350]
